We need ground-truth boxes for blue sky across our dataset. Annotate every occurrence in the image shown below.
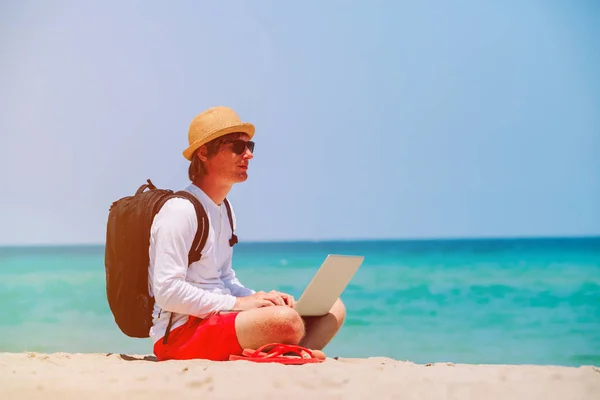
[1,0,599,245]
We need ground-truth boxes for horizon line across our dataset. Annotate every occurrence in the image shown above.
[1,233,599,248]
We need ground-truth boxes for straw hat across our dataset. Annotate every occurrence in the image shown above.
[182,106,255,160]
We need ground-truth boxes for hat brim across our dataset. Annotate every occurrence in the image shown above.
[182,122,255,161]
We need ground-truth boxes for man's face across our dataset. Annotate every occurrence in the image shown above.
[202,133,254,184]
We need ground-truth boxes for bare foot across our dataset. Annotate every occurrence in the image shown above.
[282,347,326,360]
[309,349,326,360]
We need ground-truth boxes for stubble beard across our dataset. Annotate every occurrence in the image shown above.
[236,171,248,182]
[226,168,248,184]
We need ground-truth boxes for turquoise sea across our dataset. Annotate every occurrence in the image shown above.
[1,237,599,366]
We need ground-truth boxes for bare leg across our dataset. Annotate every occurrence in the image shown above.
[233,305,327,359]
[234,306,305,350]
[299,298,346,350]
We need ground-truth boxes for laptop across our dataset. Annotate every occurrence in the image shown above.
[294,254,364,317]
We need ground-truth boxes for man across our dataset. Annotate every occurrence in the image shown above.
[148,106,346,361]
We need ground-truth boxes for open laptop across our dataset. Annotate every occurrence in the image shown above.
[294,254,364,317]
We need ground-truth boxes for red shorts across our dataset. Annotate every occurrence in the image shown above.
[153,312,243,361]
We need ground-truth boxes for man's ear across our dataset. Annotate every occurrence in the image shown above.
[196,145,209,162]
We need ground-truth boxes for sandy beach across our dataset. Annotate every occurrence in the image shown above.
[1,352,598,400]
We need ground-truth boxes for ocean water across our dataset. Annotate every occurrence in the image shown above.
[1,237,599,366]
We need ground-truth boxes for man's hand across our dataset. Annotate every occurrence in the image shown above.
[234,291,287,310]
[233,290,296,310]
[268,290,295,308]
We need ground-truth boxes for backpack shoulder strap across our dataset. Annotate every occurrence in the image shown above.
[173,190,209,265]
[154,188,209,346]
[223,198,238,247]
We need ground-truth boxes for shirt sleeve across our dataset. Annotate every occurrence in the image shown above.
[149,198,237,317]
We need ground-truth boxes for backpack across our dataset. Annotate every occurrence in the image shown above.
[104,179,238,341]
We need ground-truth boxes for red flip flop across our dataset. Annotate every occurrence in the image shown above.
[229,343,324,364]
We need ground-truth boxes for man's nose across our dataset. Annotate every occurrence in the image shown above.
[243,147,253,159]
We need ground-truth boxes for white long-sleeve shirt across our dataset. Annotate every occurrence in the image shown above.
[147,184,255,344]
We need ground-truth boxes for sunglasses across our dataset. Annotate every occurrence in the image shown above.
[222,139,255,155]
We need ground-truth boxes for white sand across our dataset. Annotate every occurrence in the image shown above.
[1,352,599,400]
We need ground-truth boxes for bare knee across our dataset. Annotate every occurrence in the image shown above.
[236,306,305,349]
[265,306,305,343]
[332,298,346,325]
